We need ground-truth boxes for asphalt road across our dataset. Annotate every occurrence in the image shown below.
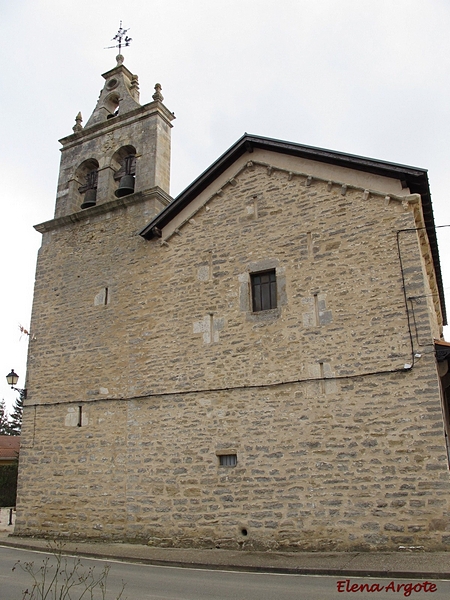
[1,545,450,599]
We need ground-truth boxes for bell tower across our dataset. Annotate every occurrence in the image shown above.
[54,54,175,219]
[16,52,177,539]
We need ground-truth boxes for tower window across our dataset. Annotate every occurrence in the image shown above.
[251,270,277,312]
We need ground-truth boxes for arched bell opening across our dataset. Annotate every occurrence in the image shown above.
[76,158,100,209]
[104,92,120,120]
[111,145,137,198]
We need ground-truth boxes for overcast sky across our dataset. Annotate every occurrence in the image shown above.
[1,0,450,411]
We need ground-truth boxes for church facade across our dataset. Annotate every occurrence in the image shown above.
[15,57,450,551]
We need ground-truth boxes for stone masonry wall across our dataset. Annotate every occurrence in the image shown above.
[15,156,450,550]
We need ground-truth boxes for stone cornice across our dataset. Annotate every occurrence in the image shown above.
[59,101,175,149]
[153,159,422,245]
[34,187,172,234]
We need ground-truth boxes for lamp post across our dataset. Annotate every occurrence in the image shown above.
[5,369,27,399]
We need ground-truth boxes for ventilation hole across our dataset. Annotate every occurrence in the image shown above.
[219,454,237,467]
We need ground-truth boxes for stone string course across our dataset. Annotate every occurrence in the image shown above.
[16,162,450,551]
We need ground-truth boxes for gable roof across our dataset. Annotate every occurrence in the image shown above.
[139,133,446,325]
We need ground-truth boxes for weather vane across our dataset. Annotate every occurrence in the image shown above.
[105,21,132,54]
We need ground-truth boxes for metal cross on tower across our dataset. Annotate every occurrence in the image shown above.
[105,21,132,54]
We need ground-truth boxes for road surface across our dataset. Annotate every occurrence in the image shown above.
[1,544,449,599]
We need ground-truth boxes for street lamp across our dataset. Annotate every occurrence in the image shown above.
[6,369,27,399]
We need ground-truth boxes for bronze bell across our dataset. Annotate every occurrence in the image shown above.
[115,174,135,198]
[80,188,97,209]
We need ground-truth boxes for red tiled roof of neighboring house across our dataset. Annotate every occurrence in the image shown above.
[0,435,20,461]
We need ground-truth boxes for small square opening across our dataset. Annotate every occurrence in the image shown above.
[219,454,237,467]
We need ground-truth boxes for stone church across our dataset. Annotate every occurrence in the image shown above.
[15,56,450,551]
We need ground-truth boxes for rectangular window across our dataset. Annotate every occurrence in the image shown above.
[251,270,277,312]
[219,454,237,467]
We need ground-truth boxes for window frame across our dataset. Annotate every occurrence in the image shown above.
[251,269,277,312]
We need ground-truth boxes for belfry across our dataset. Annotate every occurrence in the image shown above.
[54,53,174,219]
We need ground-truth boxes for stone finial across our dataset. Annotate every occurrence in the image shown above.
[152,83,164,102]
[72,112,83,132]
[116,54,124,66]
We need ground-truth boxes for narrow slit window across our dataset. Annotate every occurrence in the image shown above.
[219,454,237,467]
[251,270,277,312]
